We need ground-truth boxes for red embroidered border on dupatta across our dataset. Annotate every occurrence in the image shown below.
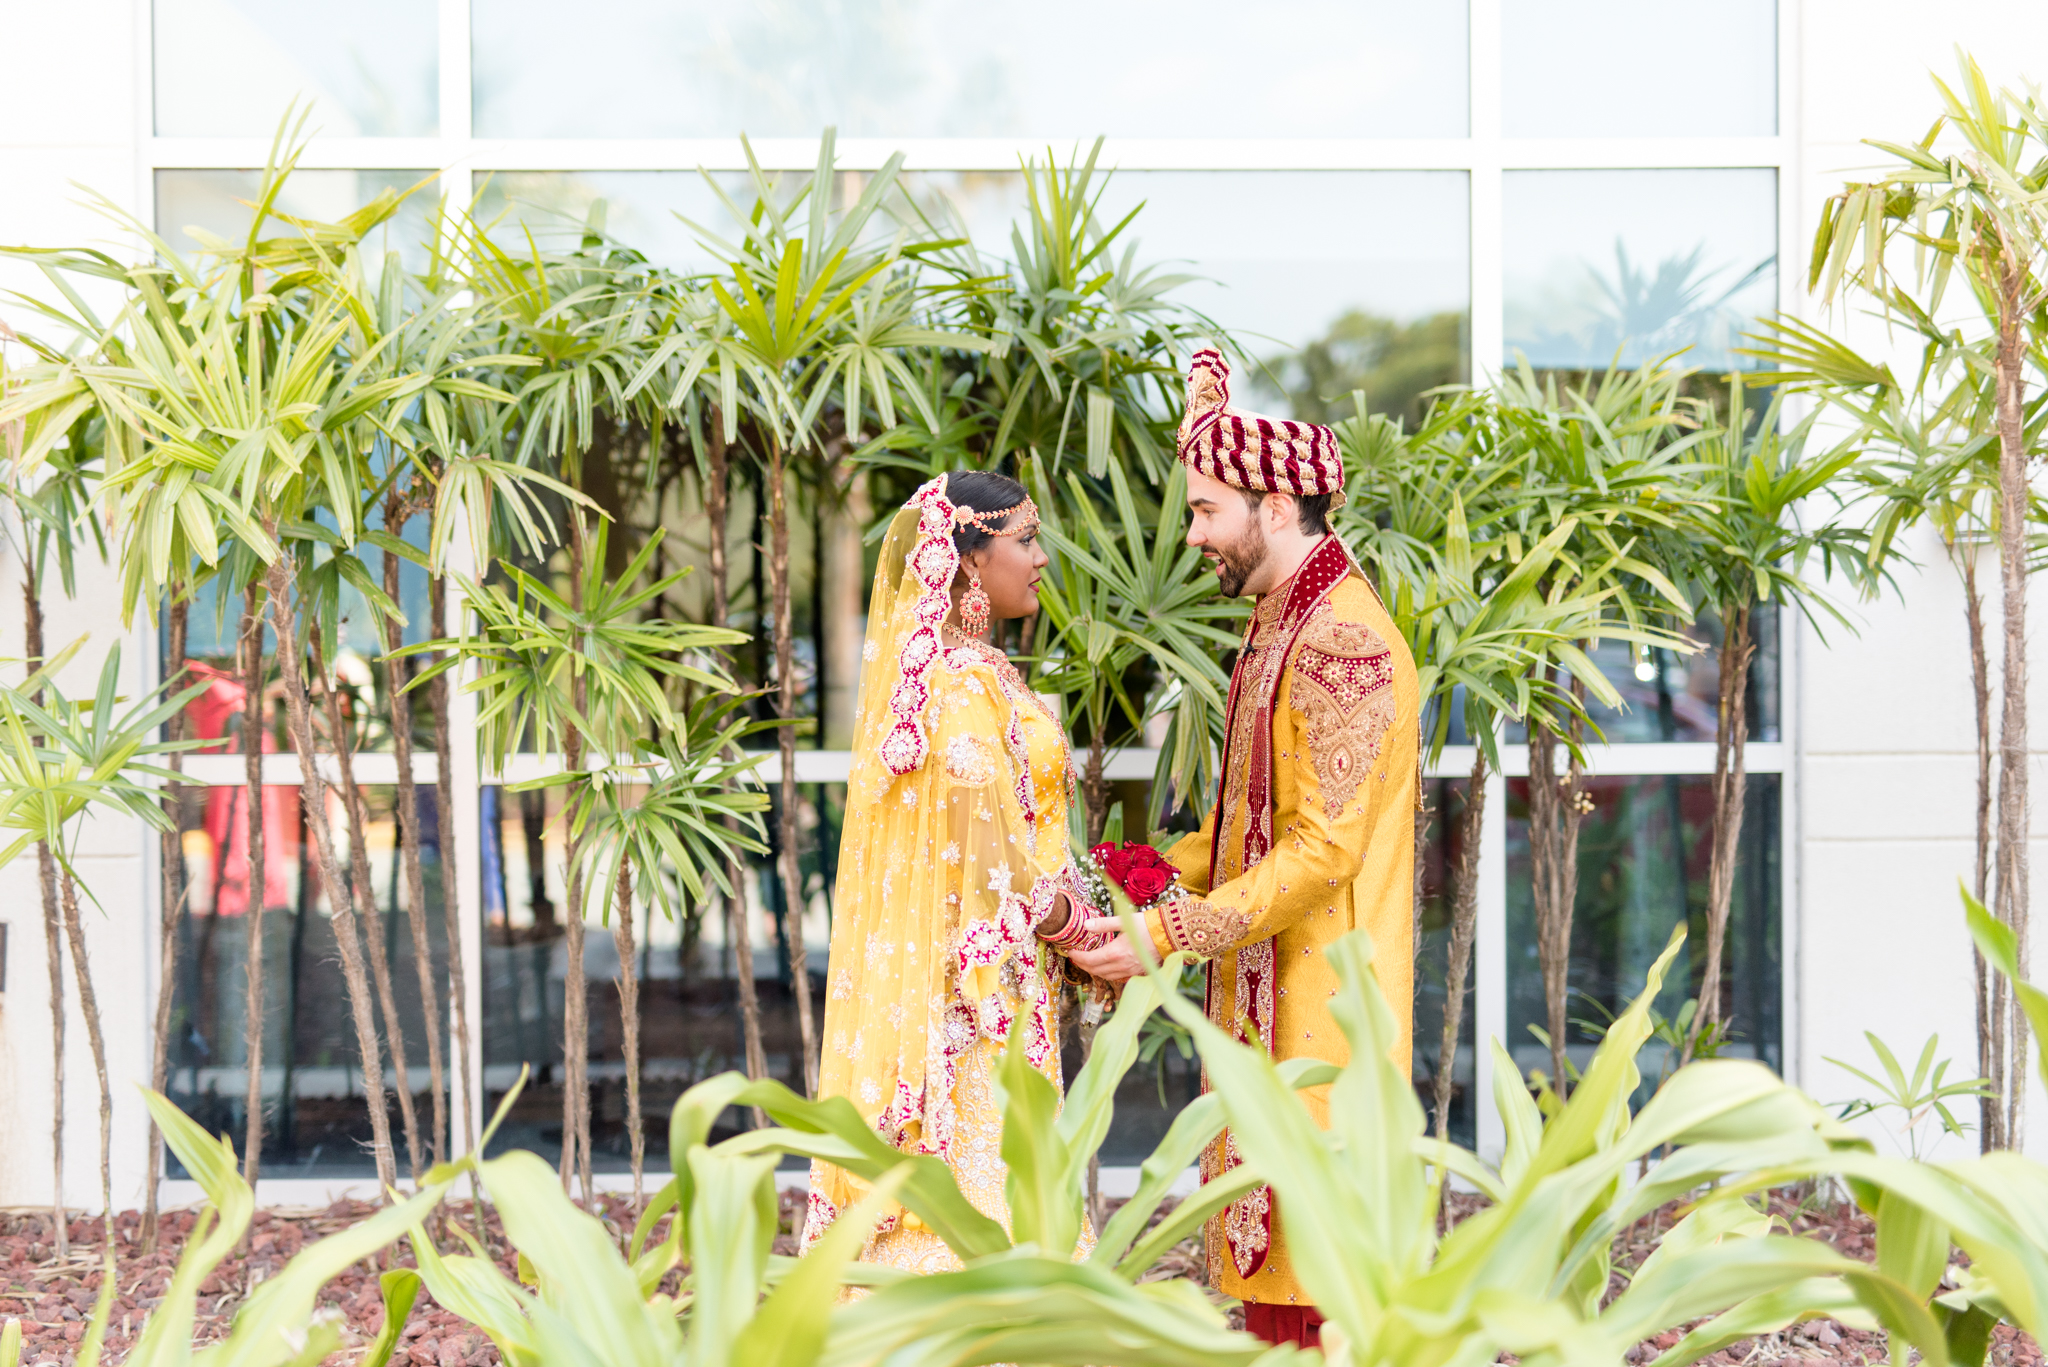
[1203,532,1356,1281]
[879,478,963,777]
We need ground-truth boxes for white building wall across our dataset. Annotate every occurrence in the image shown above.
[0,0,157,1210]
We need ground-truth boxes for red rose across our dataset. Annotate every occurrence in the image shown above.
[1124,866,1172,903]
[1104,850,1139,883]
[1089,842,1118,867]
[1129,844,1167,869]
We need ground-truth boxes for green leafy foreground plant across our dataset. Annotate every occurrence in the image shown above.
[1116,894,1958,1367]
[39,980,1279,1367]
[27,915,2038,1367]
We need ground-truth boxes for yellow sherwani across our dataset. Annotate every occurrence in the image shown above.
[1143,535,1418,1308]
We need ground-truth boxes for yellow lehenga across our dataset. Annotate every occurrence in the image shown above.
[799,477,1094,1272]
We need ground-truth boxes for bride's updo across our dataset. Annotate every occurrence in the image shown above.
[946,470,1030,556]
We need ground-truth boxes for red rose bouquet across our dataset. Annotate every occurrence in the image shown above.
[1090,841,1180,909]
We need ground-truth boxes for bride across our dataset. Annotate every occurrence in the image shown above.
[799,470,1101,1271]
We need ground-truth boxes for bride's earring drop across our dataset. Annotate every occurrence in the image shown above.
[960,570,992,636]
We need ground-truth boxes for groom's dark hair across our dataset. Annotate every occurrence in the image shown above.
[1241,487,1332,537]
[948,470,1031,555]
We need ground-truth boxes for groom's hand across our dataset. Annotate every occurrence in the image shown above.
[1069,918,1145,983]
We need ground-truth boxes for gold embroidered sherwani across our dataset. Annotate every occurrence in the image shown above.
[1142,533,1417,1308]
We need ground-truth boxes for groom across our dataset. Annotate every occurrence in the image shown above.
[1071,349,1418,1348]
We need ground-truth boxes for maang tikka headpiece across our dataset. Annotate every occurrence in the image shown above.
[953,497,1040,538]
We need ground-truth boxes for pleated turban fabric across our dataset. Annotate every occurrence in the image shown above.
[1175,348,1344,496]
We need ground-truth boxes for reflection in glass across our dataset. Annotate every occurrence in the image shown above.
[1092,171,1471,424]
[152,0,436,137]
[1506,774,1782,1103]
[166,784,447,1177]
[469,168,1470,425]
[1503,169,1777,372]
[470,169,892,273]
[473,0,1465,140]
[1501,607,1781,746]
[166,505,438,752]
[154,170,440,279]
[478,783,832,1167]
[1502,0,1776,138]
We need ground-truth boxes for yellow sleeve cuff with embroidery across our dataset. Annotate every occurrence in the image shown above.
[1142,905,1174,962]
[1147,887,1257,961]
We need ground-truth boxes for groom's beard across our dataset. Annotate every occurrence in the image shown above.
[1212,520,1269,598]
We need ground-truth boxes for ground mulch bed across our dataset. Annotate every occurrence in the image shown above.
[0,1186,2036,1364]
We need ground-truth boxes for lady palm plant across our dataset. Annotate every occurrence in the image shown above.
[1750,309,2046,1148]
[684,130,993,1098]
[1490,356,1706,1092]
[0,643,203,1251]
[1668,378,1866,1061]
[401,524,744,1199]
[1799,51,2048,1150]
[0,122,585,1192]
[1033,460,1240,841]
[1339,389,1642,1138]
[895,138,1214,491]
[530,692,771,1204]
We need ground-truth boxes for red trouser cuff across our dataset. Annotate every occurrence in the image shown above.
[1244,1303,1323,1347]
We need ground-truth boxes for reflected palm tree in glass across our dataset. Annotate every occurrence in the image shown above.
[1513,242,1775,371]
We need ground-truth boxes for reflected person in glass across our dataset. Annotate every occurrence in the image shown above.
[799,470,1102,1275]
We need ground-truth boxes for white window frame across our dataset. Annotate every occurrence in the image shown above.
[136,0,1802,1173]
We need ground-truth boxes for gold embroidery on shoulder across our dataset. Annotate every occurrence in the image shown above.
[1288,610,1397,819]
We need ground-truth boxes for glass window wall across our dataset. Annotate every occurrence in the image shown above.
[166,783,448,1177]
[1501,0,1777,138]
[152,0,438,137]
[1505,774,1783,1104]
[471,0,1467,141]
[1503,167,1778,372]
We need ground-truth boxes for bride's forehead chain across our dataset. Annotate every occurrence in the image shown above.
[952,498,1039,537]
[906,474,1039,537]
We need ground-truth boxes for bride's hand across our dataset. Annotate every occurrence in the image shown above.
[1068,920,1144,984]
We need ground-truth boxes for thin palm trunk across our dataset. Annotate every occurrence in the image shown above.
[1083,717,1109,846]
[614,860,645,1205]
[561,519,593,1202]
[1994,256,2032,1153]
[1687,603,1753,1065]
[240,586,270,1186]
[384,496,448,1169]
[1412,756,1431,985]
[1962,550,2003,1151]
[1434,751,1488,1140]
[266,551,398,1194]
[57,866,111,1247]
[706,414,768,1124]
[145,593,189,1251]
[766,434,818,1096]
[429,575,480,1193]
[313,630,423,1182]
[25,564,68,1259]
[1527,678,1587,1095]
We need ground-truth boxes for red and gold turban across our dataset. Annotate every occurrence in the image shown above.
[1175,348,1343,496]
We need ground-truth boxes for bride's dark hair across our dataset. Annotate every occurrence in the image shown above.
[946,470,1030,556]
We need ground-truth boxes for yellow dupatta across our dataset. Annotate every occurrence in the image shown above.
[802,476,1085,1250]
